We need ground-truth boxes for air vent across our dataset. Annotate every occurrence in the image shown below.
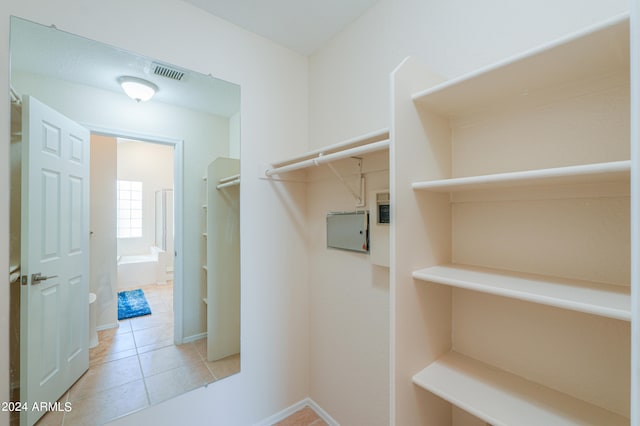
[151,62,186,81]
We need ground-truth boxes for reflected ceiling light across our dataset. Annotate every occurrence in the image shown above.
[117,76,158,102]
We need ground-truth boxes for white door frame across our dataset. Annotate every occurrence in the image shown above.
[87,124,184,344]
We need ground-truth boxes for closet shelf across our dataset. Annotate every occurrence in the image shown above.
[265,127,389,176]
[412,160,630,193]
[413,264,630,321]
[411,14,628,116]
[413,351,628,426]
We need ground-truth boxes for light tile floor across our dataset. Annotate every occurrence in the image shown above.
[34,282,240,426]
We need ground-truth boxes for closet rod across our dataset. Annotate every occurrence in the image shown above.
[273,127,389,166]
[219,173,240,184]
[217,179,240,189]
[265,139,390,177]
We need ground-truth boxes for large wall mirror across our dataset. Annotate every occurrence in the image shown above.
[9,16,241,426]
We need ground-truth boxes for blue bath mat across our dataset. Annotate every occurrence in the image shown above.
[118,289,152,320]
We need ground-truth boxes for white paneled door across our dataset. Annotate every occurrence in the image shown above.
[20,96,90,426]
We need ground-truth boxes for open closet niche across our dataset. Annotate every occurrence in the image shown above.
[392,14,632,425]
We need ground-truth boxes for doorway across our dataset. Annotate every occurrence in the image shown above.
[67,134,210,424]
[87,130,184,349]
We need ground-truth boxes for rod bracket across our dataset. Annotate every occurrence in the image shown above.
[326,157,366,207]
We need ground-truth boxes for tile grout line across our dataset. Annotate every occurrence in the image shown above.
[194,339,221,381]
[54,284,175,425]
[76,284,190,423]
[132,299,154,411]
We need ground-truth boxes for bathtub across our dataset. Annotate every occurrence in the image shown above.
[117,246,169,289]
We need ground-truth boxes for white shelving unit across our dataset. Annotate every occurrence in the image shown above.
[200,168,241,312]
[392,13,634,425]
[412,352,629,426]
[201,175,208,305]
[412,160,630,192]
[206,157,241,362]
[413,264,630,321]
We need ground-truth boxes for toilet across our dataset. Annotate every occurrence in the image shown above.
[89,292,99,348]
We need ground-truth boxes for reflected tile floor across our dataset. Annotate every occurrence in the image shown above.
[35,282,240,426]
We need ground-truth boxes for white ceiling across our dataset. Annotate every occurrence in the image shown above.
[10,2,378,115]
[182,0,380,55]
[11,17,240,117]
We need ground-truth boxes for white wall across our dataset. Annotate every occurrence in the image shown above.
[306,0,630,424]
[116,140,176,257]
[307,151,390,426]
[309,0,630,148]
[90,135,118,329]
[0,1,309,425]
[230,112,241,159]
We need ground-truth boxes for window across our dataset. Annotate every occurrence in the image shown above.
[117,180,143,238]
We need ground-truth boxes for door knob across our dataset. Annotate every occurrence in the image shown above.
[31,272,58,284]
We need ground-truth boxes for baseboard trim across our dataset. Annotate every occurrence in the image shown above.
[96,322,118,332]
[253,397,339,426]
[307,398,339,425]
[182,332,207,344]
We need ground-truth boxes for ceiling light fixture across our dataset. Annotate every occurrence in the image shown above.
[117,76,158,102]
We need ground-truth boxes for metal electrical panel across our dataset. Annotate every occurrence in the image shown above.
[326,211,369,253]
[376,191,390,224]
[370,190,390,267]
